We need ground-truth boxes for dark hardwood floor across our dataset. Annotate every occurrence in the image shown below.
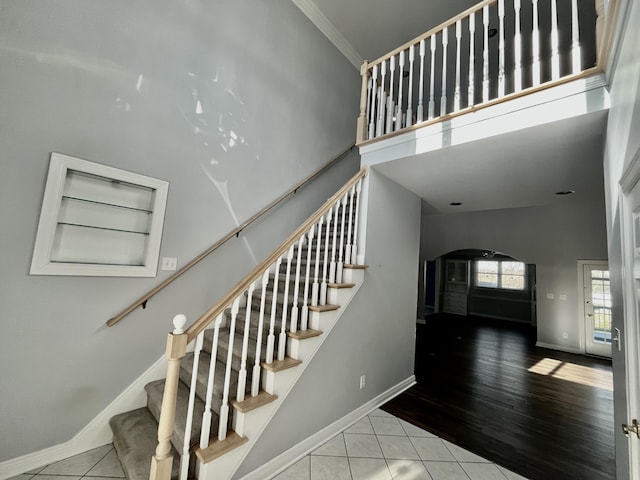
[382,313,615,480]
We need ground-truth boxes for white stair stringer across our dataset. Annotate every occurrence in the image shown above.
[198,267,365,480]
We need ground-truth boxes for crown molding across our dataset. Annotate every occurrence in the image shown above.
[292,0,363,69]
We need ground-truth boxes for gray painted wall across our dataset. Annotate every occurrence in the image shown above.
[421,196,608,351]
[235,169,421,477]
[602,0,640,477]
[0,0,360,461]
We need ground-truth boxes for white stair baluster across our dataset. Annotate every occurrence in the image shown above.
[320,207,332,305]
[345,187,356,265]
[406,45,415,127]
[351,179,362,263]
[368,64,378,139]
[396,50,405,130]
[514,0,523,92]
[236,282,256,403]
[365,76,373,140]
[483,5,490,103]
[265,256,282,364]
[329,201,339,284]
[551,0,560,80]
[468,12,476,107]
[571,0,581,74]
[312,216,324,306]
[428,36,436,119]
[386,56,395,134]
[277,246,294,362]
[336,194,348,283]
[301,226,314,331]
[289,235,304,334]
[498,0,506,97]
[377,60,386,137]
[440,27,448,116]
[218,297,240,441]
[179,329,203,480]
[251,271,269,397]
[417,40,426,122]
[454,20,462,112]
[199,315,222,448]
[532,0,541,86]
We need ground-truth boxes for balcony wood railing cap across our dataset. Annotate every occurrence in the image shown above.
[106,144,356,327]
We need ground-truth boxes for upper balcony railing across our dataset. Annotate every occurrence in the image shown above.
[356,0,616,146]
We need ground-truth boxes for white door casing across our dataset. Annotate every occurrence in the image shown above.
[580,262,613,358]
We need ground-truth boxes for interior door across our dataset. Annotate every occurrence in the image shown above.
[621,178,640,479]
[583,263,612,358]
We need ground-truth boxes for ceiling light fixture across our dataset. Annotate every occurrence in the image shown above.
[450,202,462,206]
[555,190,575,196]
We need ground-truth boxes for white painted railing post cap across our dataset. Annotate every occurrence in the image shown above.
[173,314,187,334]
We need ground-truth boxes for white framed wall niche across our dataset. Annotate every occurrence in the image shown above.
[30,152,169,277]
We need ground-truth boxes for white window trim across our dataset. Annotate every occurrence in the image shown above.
[475,259,527,290]
[30,152,169,277]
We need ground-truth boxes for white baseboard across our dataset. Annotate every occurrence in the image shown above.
[238,375,416,480]
[0,355,167,480]
[536,341,583,355]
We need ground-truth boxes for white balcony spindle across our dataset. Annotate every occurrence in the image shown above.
[483,5,490,102]
[351,179,362,263]
[571,0,581,74]
[289,235,304,334]
[454,20,462,112]
[532,0,541,86]
[236,282,255,403]
[386,56,395,134]
[377,60,387,137]
[312,216,324,306]
[417,39,426,122]
[368,64,378,139]
[428,36,436,119]
[320,207,332,305]
[345,187,356,265]
[277,246,294,362]
[406,45,415,126]
[180,329,203,480]
[498,0,506,97]
[551,0,560,80]
[440,27,448,116]
[251,271,269,397]
[200,315,222,448]
[218,297,240,441]
[365,77,373,140]
[396,50,405,130]
[468,12,476,107]
[514,0,522,92]
[336,194,348,283]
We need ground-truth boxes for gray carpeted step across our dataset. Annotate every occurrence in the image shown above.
[110,408,179,480]
[179,352,230,414]
[145,379,215,454]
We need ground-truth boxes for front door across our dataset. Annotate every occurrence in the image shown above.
[583,263,612,358]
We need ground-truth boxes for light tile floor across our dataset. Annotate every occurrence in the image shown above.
[274,409,529,480]
[9,409,528,480]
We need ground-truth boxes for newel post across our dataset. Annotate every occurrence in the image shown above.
[149,315,189,480]
[356,60,369,145]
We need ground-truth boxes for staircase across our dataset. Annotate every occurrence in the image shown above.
[108,169,367,480]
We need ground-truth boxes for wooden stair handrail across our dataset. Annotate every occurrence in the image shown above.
[184,166,368,343]
[106,144,356,327]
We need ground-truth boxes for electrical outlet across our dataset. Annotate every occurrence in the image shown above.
[562,332,568,339]
[161,257,177,271]
[559,294,567,301]
[546,293,555,300]
[359,375,366,390]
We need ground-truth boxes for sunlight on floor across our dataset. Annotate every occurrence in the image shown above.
[528,358,613,391]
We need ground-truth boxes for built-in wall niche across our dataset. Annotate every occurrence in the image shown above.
[30,153,169,277]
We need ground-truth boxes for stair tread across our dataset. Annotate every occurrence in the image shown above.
[261,356,302,372]
[232,391,278,413]
[110,408,179,480]
[195,432,248,464]
[287,328,323,340]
